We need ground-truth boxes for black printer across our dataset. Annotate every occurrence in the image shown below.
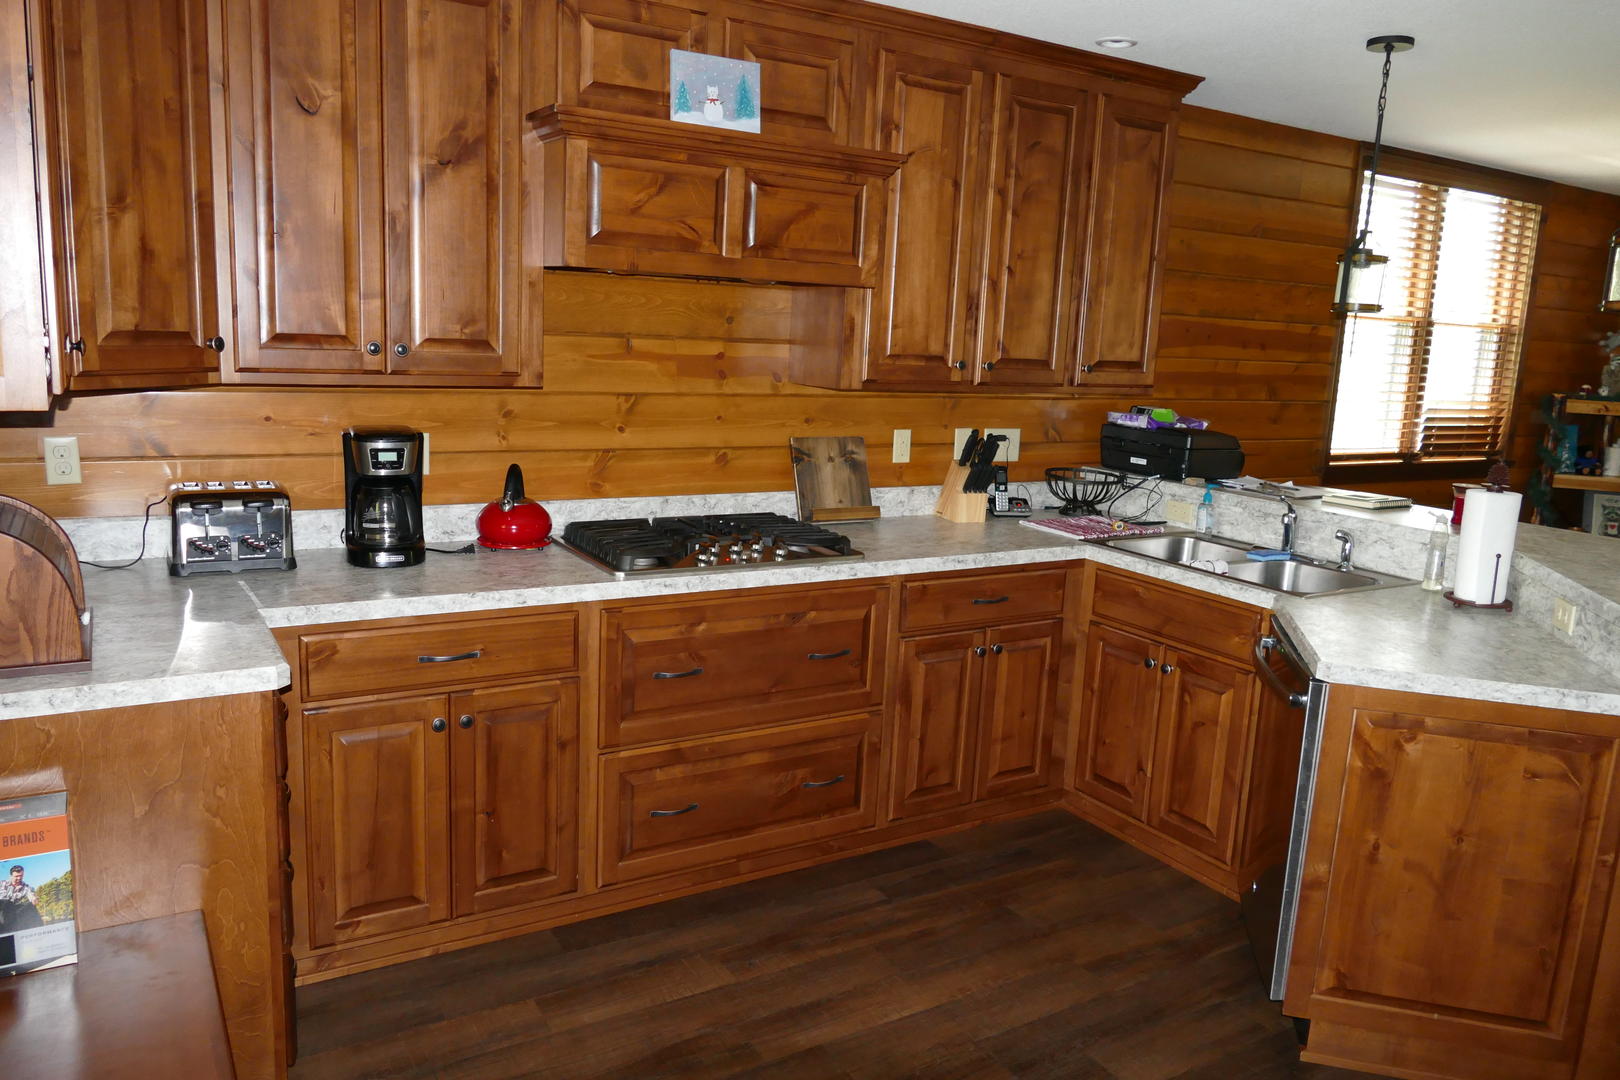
[1100,422,1245,481]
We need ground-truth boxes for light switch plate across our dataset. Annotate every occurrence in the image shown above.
[43,436,81,485]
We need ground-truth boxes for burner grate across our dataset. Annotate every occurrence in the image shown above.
[560,513,859,576]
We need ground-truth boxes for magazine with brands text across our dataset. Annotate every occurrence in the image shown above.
[0,790,77,977]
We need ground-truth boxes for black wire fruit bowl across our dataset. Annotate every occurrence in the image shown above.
[1045,467,1125,516]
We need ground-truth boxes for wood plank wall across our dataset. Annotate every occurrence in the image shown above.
[1,107,1614,519]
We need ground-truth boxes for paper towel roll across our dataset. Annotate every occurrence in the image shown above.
[1454,488,1521,605]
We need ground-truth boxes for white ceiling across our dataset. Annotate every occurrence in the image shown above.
[874,0,1620,196]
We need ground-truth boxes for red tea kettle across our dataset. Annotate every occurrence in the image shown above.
[476,464,552,550]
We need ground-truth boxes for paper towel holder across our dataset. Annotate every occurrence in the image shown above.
[1441,552,1514,612]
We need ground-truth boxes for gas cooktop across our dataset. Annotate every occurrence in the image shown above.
[559,513,863,578]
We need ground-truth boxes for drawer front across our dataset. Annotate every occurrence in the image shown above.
[301,612,578,701]
[600,713,880,884]
[602,585,888,747]
[1090,566,1261,663]
[901,568,1066,632]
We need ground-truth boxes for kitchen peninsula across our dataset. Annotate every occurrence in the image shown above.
[4,487,1618,1080]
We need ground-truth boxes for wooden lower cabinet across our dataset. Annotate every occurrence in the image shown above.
[890,619,1060,820]
[1068,565,1266,894]
[301,678,578,948]
[1284,685,1620,1080]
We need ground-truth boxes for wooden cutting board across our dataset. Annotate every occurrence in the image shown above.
[789,437,881,522]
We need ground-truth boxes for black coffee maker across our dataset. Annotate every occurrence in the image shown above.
[343,427,425,567]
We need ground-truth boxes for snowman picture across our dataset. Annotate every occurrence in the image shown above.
[669,50,761,134]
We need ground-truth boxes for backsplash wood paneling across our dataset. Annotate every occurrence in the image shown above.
[1,107,1611,518]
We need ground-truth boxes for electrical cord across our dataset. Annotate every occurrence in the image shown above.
[427,543,477,555]
[79,494,169,569]
[1106,475,1167,524]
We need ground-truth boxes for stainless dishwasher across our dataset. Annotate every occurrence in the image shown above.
[1241,619,1329,1002]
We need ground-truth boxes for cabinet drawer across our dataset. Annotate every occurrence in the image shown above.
[901,569,1066,632]
[1090,566,1261,663]
[600,714,880,884]
[300,612,578,701]
[601,585,887,747]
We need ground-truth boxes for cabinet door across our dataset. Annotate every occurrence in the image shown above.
[1074,623,1162,819]
[381,0,522,379]
[303,695,451,947]
[450,680,579,916]
[51,0,229,387]
[0,0,54,410]
[560,0,705,118]
[866,46,985,386]
[1285,691,1620,1080]
[976,73,1091,388]
[1143,648,1253,863]
[225,0,385,378]
[976,620,1060,800]
[890,630,982,819]
[1076,95,1174,387]
[717,3,862,146]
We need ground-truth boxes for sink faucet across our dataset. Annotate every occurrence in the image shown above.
[1335,529,1354,570]
[1277,497,1297,553]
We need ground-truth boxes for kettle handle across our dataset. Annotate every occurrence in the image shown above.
[500,463,525,510]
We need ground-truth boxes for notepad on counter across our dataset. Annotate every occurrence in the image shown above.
[1320,491,1412,511]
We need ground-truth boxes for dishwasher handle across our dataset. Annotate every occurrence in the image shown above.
[1254,636,1307,709]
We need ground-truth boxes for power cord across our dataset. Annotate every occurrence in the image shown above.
[427,543,477,555]
[79,494,169,569]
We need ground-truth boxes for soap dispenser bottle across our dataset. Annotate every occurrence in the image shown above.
[1196,484,1215,534]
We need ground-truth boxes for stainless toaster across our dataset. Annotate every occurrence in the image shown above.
[169,482,296,576]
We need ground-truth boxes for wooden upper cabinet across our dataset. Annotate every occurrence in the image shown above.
[559,0,706,117]
[50,0,229,389]
[866,46,986,386]
[975,73,1092,388]
[0,0,55,411]
[1076,94,1175,387]
[715,2,863,146]
[226,0,383,378]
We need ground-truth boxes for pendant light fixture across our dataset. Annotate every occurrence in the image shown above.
[1332,34,1416,316]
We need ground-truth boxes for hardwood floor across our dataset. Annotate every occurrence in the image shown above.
[291,812,1362,1079]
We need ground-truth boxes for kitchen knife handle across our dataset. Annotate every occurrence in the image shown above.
[418,650,482,664]
[801,775,846,789]
[807,649,852,661]
[972,595,1010,605]
[653,667,704,679]
[649,802,699,818]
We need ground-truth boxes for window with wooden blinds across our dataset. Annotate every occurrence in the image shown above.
[1329,172,1541,465]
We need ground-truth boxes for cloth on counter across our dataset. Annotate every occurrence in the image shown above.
[1019,516,1166,542]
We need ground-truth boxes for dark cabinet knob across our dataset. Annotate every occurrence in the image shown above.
[1080,363,1095,374]
[458,714,474,729]
[366,341,382,356]
[431,717,447,733]
[984,361,996,371]
[66,338,84,354]
[205,335,225,352]
[1142,657,1157,670]
[1160,664,1175,675]
[394,343,410,357]
[974,645,987,657]
[953,360,966,370]
[991,643,1004,654]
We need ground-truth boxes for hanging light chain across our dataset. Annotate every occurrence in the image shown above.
[1358,41,1398,245]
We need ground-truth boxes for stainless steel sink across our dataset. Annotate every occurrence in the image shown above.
[1098,532,1415,598]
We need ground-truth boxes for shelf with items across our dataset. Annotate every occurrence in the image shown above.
[1532,393,1620,526]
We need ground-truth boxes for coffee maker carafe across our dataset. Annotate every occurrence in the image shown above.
[343,427,425,567]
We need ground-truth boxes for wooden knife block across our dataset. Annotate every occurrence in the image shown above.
[0,495,92,677]
[934,460,987,523]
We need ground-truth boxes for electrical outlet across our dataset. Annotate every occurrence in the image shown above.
[1553,597,1579,635]
[953,428,975,460]
[985,427,1021,462]
[421,431,431,475]
[1165,501,1197,526]
[43,436,81,485]
[891,428,911,464]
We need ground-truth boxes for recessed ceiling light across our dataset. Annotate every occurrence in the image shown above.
[1095,36,1138,50]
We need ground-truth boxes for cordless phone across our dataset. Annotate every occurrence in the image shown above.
[987,465,1032,517]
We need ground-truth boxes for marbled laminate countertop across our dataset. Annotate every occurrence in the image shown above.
[4,514,1617,720]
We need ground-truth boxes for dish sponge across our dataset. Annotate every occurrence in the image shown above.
[1245,549,1293,561]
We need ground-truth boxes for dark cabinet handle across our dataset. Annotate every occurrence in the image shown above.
[801,774,846,789]
[458,714,474,728]
[418,650,482,664]
[394,343,410,357]
[1160,664,1175,675]
[431,717,447,733]
[653,667,704,680]
[972,596,1010,605]
[1142,657,1157,670]
[649,802,699,818]
[205,335,225,352]
[975,645,987,657]
[991,643,1003,654]
[365,341,382,356]
[807,649,852,661]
